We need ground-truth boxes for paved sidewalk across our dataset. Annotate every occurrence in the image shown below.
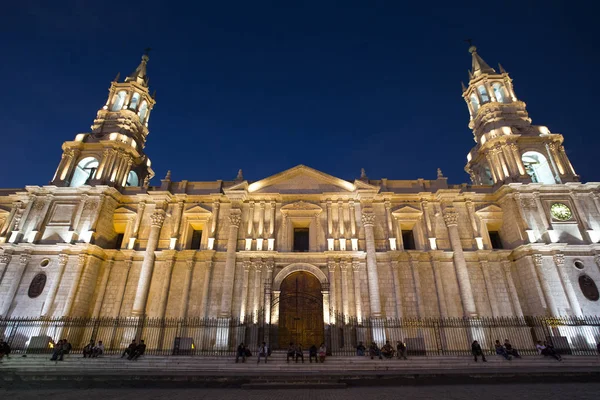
[2,383,600,400]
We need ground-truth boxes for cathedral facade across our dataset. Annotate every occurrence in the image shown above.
[1,47,600,348]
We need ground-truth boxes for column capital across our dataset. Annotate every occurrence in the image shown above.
[213,201,220,209]
[390,260,399,270]
[254,261,263,271]
[361,212,375,227]
[352,261,361,272]
[443,209,458,226]
[0,254,12,264]
[553,253,565,267]
[186,259,195,271]
[594,254,600,267]
[124,258,133,270]
[205,260,214,270]
[339,260,349,271]
[532,254,544,267]
[328,259,337,272]
[259,201,266,209]
[58,254,69,266]
[19,253,31,265]
[228,212,242,228]
[501,260,512,272]
[479,259,489,268]
[77,253,88,266]
[265,260,274,271]
[151,210,166,227]
[242,260,251,271]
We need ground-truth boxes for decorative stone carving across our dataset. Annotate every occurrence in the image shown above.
[443,210,458,226]
[532,254,544,267]
[328,260,336,272]
[361,212,375,227]
[0,255,11,264]
[58,254,69,266]
[265,260,274,272]
[151,211,166,227]
[186,260,195,271]
[228,213,242,228]
[19,254,31,265]
[519,197,536,209]
[33,200,46,211]
[579,275,599,301]
[242,260,251,271]
[83,200,98,211]
[553,254,565,267]
[28,273,47,298]
[352,262,361,272]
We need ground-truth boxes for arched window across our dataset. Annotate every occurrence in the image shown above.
[477,85,490,103]
[470,94,479,113]
[70,157,99,187]
[483,166,494,184]
[129,93,140,111]
[111,91,127,111]
[521,151,555,184]
[492,82,506,103]
[138,101,148,122]
[126,171,139,187]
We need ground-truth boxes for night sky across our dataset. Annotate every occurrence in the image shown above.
[1,1,598,188]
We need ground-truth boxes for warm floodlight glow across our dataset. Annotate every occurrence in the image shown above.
[327,238,334,251]
[351,238,358,251]
[428,237,437,250]
[256,238,264,251]
[475,237,484,250]
[389,238,397,251]
[245,238,252,251]
[207,237,215,250]
[339,238,346,251]
[267,238,275,251]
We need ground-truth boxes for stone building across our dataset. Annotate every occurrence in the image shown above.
[1,46,600,348]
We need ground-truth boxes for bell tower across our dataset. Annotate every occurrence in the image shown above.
[51,51,156,189]
[462,45,578,186]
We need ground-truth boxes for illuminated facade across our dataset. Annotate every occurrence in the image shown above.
[1,47,600,337]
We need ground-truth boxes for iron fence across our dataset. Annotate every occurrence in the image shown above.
[1,314,599,357]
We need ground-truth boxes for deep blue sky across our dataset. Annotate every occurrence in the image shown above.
[1,1,598,188]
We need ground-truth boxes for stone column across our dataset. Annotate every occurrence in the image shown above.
[0,253,30,317]
[40,254,68,317]
[501,261,523,317]
[258,201,266,237]
[444,209,477,317]
[479,259,500,317]
[91,258,114,318]
[170,201,185,248]
[132,210,165,315]
[510,143,526,176]
[200,261,213,318]
[362,211,382,316]
[338,200,345,239]
[409,255,424,318]
[114,258,133,317]
[239,261,251,320]
[158,257,175,319]
[220,210,242,317]
[0,254,11,286]
[247,201,255,237]
[532,254,559,316]
[179,259,195,319]
[352,262,363,322]
[322,285,331,324]
[326,201,333,238]
[553,254,583,316]
[209,202,220,247]
[252,261,263,322]
[431,258,448,318]
[129,202,146,248]
[340,260,350,320]
[62,254,87,317]
[327,260,337,317]
[390,260,403,319]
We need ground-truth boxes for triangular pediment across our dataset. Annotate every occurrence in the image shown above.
[248,165,358,194]
[392,205,423,215]
[184,204,212,214]
[114,206,136,216]
[475,204,503,214]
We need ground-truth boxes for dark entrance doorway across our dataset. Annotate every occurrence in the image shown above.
[278,271,324,349]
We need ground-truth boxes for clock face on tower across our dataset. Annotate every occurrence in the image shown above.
[550,203,573,221]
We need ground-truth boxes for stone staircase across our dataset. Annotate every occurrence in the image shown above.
[2,352,599,388]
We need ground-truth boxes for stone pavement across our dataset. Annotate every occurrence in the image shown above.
[2,383,600,400]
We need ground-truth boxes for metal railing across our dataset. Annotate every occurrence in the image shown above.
[1,314,599,357]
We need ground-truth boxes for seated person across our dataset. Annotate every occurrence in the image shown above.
[235,343,246,363]
[83,340,95,358]
[93,341,104,357]
[62,339,72,355]
[381,341,395,359]
[295,344,304,363]
[0,339,10,360]
[504,339,520,358]
[121,340,137,359]
[494,340,511,360]
[543,341,562,361]
[318,343,327,363]
[286,342,296,363]
[396,340,407,360]
[50,340,64,361]
[129,340,146,360]
[356,342,366,356]
[369,342,382,360]
[309,344,318,363]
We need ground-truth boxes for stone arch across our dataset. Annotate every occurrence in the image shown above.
[272,263,328,291]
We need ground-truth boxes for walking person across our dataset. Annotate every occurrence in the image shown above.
[50,339,64,361]
[257,342,269,364]
[471,340,487,362]
[0,339,10,361]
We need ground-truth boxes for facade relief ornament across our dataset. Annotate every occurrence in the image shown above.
[361,212,375,227]
[0,255,12,264]
[265,260,274,272]
[352,262,361,272]
[443,210,458,227]
[58,254,69,266]
[532,254,544,267]
[228,213,242,228]
[501,260,513,272]
[242,260,251,271]
[553,254,565,267]
[151,211,166,227]
[19,254,31,265]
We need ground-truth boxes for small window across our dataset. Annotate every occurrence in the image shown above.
[492,82,506,103]
[293,228,309,252]
[477,85,490,103]
[489,231,503,249]
[402,230,416,250]
[126,171,139,187]
[129,93,140,110]
[114,233,124,250]
[40,258,50,268]
[70,157,99,187]
[191,229,203,250]
[574,260,585,270]
[139,101,148,122]
[111,91,127,111]
[470,93,479,113]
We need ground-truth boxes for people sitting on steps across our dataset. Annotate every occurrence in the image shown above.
[309,344,318,363]
[494,340,512,360]
[50,339,66,361]
[295,343,304,363]
[536,340,562,361]
[0,338,11,361]
[503,339,521,358]
[318,343,327,363]
[286,342,295,363]
[235,342,247,363]
[128,340,146,361]
[381,341,395,359]
[356,341,366,356]
[257,342,269,364]
[471,340,487,362]
[121,340,137,359]
[83,340,95,358]
[369,342,382,360]
[396,340,408,360]
[93,341,104,358]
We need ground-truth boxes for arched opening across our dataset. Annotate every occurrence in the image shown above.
[483,165,494,184]
[70,157,99,187]
[126,171,139,187]
[492,82,506,103]
[129,93,140,111]
[470,93,479,113]
[111,91,127,111]
[138,101,148,122]
[277,271,324,350]
[477,85,490,103]
[522,151,555,184]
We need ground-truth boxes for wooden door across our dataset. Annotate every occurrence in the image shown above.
[278,272,324,349]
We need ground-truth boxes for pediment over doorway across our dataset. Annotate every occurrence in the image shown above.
[280,201,322,216]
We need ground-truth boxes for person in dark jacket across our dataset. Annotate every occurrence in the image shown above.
[472,340,487,362]
[309,344,318,363]
[396,340,408,360]
[129,340,146,360]
[50,339,64,361]
[235,343,246,363]
[0,339,10,360]
[121,340,137,359]
[83,340,95,358]
[504,339,521,358]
